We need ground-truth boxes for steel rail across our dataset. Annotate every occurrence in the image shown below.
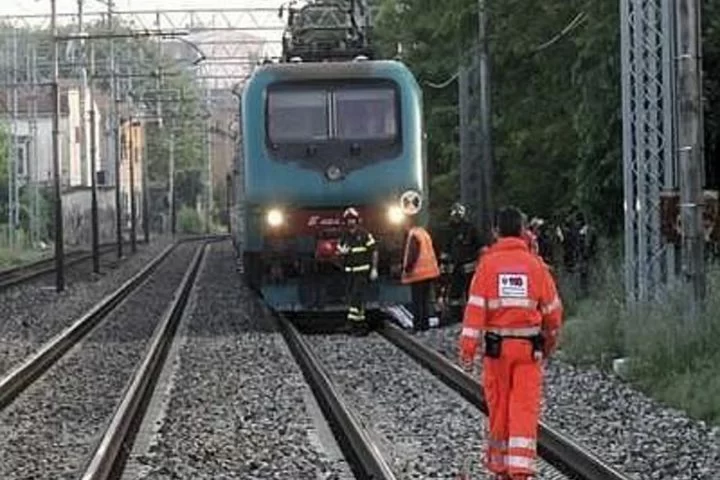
[80,242,207,480]
[278,314,397,480]
[0,241,179,410]
[378,321,632,480]
[0,240,150,291]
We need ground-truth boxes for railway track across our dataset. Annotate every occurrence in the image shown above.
[0,242,139,292]
[0,235,227,292]
[278,314,633,480]
[0,240,208,479]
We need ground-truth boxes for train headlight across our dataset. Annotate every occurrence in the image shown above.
[387,205,405,225]
[266,209,285,228]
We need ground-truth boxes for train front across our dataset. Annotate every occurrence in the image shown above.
[240,60,427,312]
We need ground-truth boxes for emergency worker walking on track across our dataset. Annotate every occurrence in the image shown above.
[402,224,440,331]
[337,207,379,336]
[458,206,563,480]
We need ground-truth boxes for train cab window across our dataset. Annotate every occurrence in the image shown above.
[335,87,398,141]
[267,89,328,142]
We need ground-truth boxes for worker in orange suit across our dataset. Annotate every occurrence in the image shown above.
[458,206,563,480]
[401,225,441,331]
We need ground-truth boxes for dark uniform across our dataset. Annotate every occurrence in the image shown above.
[439,204,483,320]
[446,219,482,298]
[338,226,377,335]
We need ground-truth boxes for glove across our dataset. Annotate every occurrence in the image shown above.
[369,268,378,281]
[337,244,350,255]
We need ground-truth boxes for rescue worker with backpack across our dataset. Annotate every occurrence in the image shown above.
[337,207,379,336]
[458,206,564,480]
[401,223,441,331]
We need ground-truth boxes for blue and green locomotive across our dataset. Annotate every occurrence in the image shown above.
[234,58,428,311]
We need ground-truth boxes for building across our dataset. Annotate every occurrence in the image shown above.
[0,79,145,244]
[0,80,101,188]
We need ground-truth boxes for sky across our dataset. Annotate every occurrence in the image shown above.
[0,0,291,88]
[0,0,288,40]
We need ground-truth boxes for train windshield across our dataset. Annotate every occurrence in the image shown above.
[267,89,328,142]
[335,87,397,141]
[266,83,398,143]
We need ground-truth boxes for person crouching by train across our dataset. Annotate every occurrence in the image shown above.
[401,224,441,331]
[337,207,379,336]
[459,206,564,480]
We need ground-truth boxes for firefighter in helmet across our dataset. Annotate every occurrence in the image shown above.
[442,202,483,306]
[337,207,379,336]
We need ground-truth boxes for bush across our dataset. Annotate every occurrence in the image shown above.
[561,254,720,424]
[177,206,203,234]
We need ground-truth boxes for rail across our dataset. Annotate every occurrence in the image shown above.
[0,242,178,410]
[277,313,397,480]
[80,243,207,480]
[378,321,632,480]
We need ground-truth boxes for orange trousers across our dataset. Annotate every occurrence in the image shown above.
[482,338,542,477]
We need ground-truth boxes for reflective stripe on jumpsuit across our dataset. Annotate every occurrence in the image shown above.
[459,237,563,478]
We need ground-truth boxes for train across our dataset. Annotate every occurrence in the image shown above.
[230,1,428,313]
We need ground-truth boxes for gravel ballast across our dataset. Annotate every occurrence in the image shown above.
[414,323,720,480]
[0,241,200,480]
[124,242,354,480]
[306,332,568,479]
[0,236,174,375]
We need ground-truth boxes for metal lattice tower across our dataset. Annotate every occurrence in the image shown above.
[620,0,677,302]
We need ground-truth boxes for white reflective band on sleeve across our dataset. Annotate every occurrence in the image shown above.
[467,295,486,307]
[508,437,537,450]
[461,327,481,339]
[505,455,536,470]
[486,326,541,337]
[541,296,562,314]
[487,298,538,310]
[463,262,476,273]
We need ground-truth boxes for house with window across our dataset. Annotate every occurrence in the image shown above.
[1,79,145,244]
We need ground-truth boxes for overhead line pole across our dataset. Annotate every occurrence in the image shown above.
[477,0,493,234]
[78,0,100,273]
[51,0,65,292]
[676,0,705,311]
[89,41,100,273]
[108,0,123,259]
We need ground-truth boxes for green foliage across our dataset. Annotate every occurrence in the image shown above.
[177,206,203,234]
[374,0,622,229]
[562,261,720,424]
[0,22,208,217]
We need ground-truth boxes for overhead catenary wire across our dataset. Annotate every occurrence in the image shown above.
[420,10,588,90]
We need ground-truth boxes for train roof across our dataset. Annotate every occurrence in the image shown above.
[248,59,416,83]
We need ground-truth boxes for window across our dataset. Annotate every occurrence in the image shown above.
[267,89,328,142]
[16,145,26,176]
[335,87,397,140]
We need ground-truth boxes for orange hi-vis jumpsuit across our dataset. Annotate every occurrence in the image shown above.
[459,237,563,478]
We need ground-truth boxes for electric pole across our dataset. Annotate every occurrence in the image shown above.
[90,42,100,273]
[79,0,99,273]
[676,0,706,311]
[477,0,493,235]
[51,0,66,292]
[108,0,123,259]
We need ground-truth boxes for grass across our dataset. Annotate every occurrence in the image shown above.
[560,249,720,425]
[0,226,52,269]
